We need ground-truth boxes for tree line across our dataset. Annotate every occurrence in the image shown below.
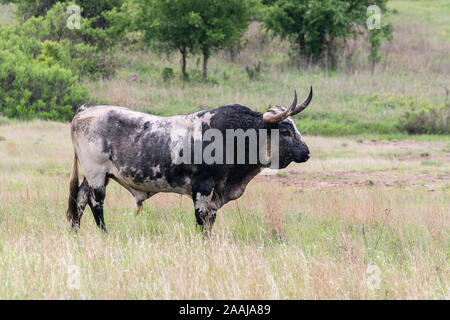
[2,0,393,79]
[0,0,393,121]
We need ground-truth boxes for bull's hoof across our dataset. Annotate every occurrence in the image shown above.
[70,223,80,233]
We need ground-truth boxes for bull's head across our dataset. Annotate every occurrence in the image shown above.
[263,87,313,168]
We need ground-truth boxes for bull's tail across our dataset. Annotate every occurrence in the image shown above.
[66,151,79,223]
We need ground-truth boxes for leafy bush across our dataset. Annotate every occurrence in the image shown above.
[161,67,174,82]
[0,0,126,29]
[0,3,101,121]
[16,2,119,78]
[36,39,114,79]
[0,2,129,121]
[398,106,450,134]
[0,49,90,121]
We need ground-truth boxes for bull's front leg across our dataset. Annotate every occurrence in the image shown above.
[194,206,217,236]
[192,180,217,236]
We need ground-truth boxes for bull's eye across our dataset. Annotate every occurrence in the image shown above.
[281,129,291,136]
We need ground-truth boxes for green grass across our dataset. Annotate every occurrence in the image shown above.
[0,1,449,299]
[0,122,448,299]
[88,49,449,137]
[83,0,450,137]
[389,0,450,41]
[1,1,449,137]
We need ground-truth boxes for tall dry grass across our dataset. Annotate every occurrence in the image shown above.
[0,122,448,299]
[0,0,448,299]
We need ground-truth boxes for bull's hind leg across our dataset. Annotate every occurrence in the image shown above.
[83,171,108,232]
[87,186,107,232]
[71,178,90,230]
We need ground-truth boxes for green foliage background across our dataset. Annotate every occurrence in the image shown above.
[0,0,448,135]
[0,1,130,120]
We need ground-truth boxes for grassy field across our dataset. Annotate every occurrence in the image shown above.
[0,1,449,137]
[0,121,448,299]
[0,0,449,299]
[83,0,450,137]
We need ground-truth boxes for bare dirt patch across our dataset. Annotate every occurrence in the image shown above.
[256,170,449,191]
[257,140,449,191]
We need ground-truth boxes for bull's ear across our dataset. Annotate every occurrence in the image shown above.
[263,102,290,123]
[266,106,284,113]
[263,106,288,123]
[263,87,312,123]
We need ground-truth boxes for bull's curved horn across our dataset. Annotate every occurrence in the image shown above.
[290,86,313,116]
[262,87,312,123]
[287,89,298,113]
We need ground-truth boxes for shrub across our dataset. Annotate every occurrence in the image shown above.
[245,61,262,80]
[398,106,450,135]
[0,2,125,79]
[161,67,174,82]
[1,0,126,29]
[0,1,143,122]
[23,3,118,78]
[0,49,90,121]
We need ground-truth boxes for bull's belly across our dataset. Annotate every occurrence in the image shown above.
[110,168,192,196]
[130,178,191,195]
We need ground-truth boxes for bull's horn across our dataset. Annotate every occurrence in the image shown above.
[262,87,312,123]
[262,90,297,123]
[290,86,313,116]
[287,89,298,113]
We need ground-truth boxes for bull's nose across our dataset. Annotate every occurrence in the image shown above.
[303,144,310,162]
[302,153,310,162]
[296,152,309,163]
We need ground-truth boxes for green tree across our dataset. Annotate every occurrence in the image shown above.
[137,0,199,78]
[0,0,125,26]
[264,0,391,66]
[10,2,118,77]
[0,2,128,80]
[1,0,135,50]
[192,0,257,80]
[137,0,257,80]
[368,23,393,73]
[0,36,90,121]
